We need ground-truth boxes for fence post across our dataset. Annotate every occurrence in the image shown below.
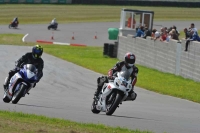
[175,42,181,75]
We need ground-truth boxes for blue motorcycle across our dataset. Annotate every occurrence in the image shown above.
[3,64,38,104]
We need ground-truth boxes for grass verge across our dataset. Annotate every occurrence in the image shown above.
[0,4,200,25]
[0,110,152,133]
[0,34,200,103]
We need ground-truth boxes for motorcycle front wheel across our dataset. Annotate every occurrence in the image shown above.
[12,84,26,104]
[91,99,100,114]
[8,24,11,29]
[106,90,123,115]
[3,91,11,103]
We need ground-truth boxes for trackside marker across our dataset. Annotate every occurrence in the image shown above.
[36,40,86,46]
[36,40,53,44]
[22,33,29,42]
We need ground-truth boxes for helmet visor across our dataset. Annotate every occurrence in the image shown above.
[126,58,135,64]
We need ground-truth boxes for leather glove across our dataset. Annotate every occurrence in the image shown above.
[108,76,115,80]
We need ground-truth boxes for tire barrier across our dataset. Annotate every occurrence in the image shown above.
[103,43,109,56]
[103,42,118,58]
[108,43,114,57]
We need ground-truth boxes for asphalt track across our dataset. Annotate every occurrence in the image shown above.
[1,21,200,46]
[0,21,200,133]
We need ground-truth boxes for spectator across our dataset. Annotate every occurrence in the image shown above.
[133,26,144,38]
[164,27,168,31]
[152,31,160,41]
[172,25,179,36]
[190,23,198,33]
[166,30,172,42]
[143,27,151,39]
[184,28,191,39]
[160,27,165,35]
[151,29,157,38]
[127,14,136,29]
[160,29,167,42]
[171,29,179,41]
[185,30,200,51]
[168,27,173,32]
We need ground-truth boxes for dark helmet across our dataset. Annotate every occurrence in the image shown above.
[124,52,136,67]
[32,45,43,59]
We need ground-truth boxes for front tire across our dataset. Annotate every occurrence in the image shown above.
[106,91,123,115]
[8,24,11,29]
[12,84,26,104]
[3,92,11,103]
[91,99,100,114]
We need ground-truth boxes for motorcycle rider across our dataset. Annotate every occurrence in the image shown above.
[12,17,19,27]
[94,52,138,101]
[3,45,44,93]
[50,18,57,26]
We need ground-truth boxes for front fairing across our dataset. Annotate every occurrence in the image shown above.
[19,65,38,83]
[9,73,22,88]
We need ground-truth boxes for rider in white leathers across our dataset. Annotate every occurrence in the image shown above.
[94,52,138,101]
[51,18,57,25]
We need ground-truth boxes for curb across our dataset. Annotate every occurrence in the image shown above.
[36,40,86,46]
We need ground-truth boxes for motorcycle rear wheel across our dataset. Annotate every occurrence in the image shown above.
[106,90,123,115]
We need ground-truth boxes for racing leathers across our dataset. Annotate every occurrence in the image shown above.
[4,52,44,90]
[95,61,138,101]
[12,17,19,27]
[51,18,57,25]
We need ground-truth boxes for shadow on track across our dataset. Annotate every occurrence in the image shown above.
[100,114,161,122]
[17,103,64,110]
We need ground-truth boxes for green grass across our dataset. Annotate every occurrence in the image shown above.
[0,34,200,103]
[0,4,200,25]
[0,110,152,133]
[42,44,200,103]
[0,5,200,133]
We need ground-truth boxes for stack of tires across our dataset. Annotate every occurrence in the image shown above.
[103,42,118,58]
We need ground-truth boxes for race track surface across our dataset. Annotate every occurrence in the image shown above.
[0,45,200,133]
[1,21,200,133]
[1,21,200,46]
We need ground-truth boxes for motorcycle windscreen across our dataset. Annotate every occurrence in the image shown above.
[26,64,38,74]
[23,64,38,83]
[119,70,131,81]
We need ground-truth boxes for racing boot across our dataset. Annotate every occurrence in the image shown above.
[94,86,102,100]
[126,91,137,101]
[3,76,10,91]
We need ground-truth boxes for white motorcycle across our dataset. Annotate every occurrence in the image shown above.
[3,64,38,104]
[91,69,133,115]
